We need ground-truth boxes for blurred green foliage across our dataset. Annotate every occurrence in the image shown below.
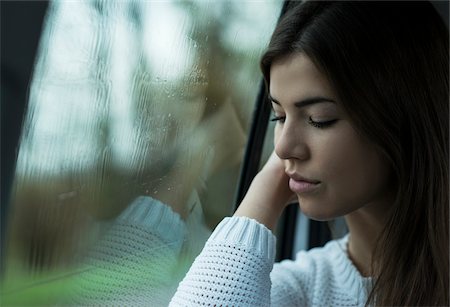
[2,0,281,305]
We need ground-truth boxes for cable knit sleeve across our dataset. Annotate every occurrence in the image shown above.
[67,196,187,306]
[170,216,277,306]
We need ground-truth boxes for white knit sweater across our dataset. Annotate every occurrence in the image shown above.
[170,216,372,306]
[69,196,372,306]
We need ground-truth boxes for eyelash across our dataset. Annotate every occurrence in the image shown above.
[270,116,286,123]
[270,116,337,129]
[308,117,338,128]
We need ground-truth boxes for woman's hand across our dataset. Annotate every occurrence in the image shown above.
[147,100,246,220]
[234,151,295,230]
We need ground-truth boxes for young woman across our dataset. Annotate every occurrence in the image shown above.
[170,1,449,306]
[66,1,447,306]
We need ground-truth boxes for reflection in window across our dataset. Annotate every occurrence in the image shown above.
[2,0,282,305]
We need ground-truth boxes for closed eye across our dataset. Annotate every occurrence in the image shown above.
[270,116,286,123]
[308,117,338,128]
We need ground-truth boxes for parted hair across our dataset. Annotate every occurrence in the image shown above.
[261,1,449,306]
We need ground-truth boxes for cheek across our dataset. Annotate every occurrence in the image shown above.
[322,133,391,205]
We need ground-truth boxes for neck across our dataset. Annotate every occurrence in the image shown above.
[344,202,389,277]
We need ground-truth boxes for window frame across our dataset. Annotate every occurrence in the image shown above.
[1,0,49,276]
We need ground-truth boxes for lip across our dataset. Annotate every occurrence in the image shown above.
[286,172,321,194]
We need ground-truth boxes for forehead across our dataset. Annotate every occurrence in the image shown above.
[269,53,335,102]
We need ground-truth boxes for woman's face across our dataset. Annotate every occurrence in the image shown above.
[270,53,392,221]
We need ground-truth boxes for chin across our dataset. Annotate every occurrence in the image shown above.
[298,201,343,222]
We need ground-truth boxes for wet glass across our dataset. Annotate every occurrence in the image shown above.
[2,0,282,305]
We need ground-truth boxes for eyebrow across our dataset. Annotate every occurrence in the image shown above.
[268,94,336,108]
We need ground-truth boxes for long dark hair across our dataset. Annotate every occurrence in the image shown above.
[261,1,449,305]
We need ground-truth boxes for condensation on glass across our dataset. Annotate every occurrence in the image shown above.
[2,0,282,305]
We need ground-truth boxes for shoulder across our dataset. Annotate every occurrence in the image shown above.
[272,235,349,280]
[271,236,365,306]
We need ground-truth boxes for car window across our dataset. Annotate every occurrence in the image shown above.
[2,1,282,305]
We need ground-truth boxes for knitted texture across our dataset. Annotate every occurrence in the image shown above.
[171,216,372,306]
[270,237,372,306]
[170,217,275,306]
[67,197,372,306]
[66,196,189,306]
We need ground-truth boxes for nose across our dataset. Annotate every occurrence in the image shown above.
[274,121,310,161]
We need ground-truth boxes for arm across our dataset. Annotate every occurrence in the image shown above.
[67,197,188,306]
[170,152,294,306]
[170,216,276,306]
